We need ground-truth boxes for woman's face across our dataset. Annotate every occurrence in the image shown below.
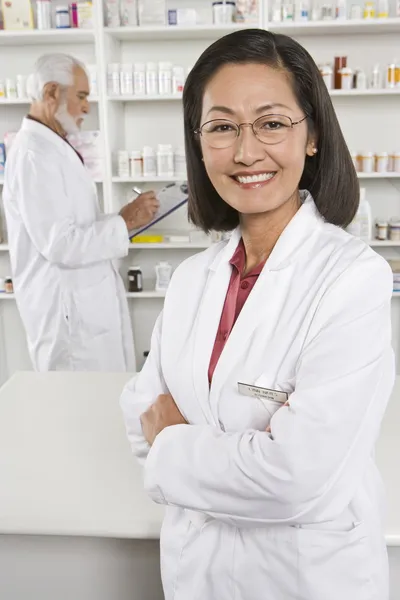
[199,63,316,217]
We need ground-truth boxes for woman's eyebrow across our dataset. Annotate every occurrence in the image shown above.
[206,102,291,117]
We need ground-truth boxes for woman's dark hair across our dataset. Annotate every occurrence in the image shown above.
[183,29,359,231]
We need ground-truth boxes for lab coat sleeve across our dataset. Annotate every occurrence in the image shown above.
[144,256,395,525]
[120,311,168,465]
[15,149,129,267]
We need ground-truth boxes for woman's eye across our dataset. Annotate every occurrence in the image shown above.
[212,124,234,133]
[264,121,283,130]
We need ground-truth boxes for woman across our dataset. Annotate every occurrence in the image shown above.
[120,29,394,600]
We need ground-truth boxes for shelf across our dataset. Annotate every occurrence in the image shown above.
[269,17,400,36]
[330,88,400,96]
[0,244,9,251]
[129,242,210,249]
[104,23,252,41]
[357,172,400,178]
[0,96,99,105]
[370,241,400,247]
[126,291,165,298]
[0,293,14,299]
[0,28,94,46]
[108,89,400,102]
[108,94,182,102]
[113,176,182,183]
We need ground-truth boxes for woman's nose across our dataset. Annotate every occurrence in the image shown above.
[233,124,267,165]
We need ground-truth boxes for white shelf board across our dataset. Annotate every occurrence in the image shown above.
[0,28,94,46]
[129,242,210,249]
[370,241,400,247]
[0,244,9,251]
[357,172,400,178]
[104,23,252,41]
[269,17,400,36]
[0,96,98,105]
[0,294,15,300]
[112,176,182,183]
[126,291,165,298]
[108,89,400,102]
[108,94,182,102]
[330,88,400,96]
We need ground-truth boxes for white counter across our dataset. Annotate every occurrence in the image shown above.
[0,371,399,545]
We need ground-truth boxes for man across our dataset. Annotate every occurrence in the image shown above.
[3,53,158,372]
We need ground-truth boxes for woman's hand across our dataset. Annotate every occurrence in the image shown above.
[141,394,188,446]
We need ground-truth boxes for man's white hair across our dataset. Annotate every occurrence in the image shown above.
[27,53,86,102]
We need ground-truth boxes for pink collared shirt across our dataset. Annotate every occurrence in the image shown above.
[208,239,267,384]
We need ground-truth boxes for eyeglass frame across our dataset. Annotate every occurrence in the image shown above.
[194,114,309,147]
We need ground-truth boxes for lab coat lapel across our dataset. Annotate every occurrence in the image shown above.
[191,229,242,425]
[209,194,322,411]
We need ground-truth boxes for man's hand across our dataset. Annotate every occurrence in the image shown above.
[120,191,159,231]
[141,394,187,446]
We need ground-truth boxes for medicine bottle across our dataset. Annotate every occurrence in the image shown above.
[55,5,70,28]
[389,218,400,241]
[120,64,134,95]
[172,66,185,94]
[142,146,157,177]
[339,67,353,90]
[157,144,174,177]
[146,62,158,95]
[320,65,333,89]
[387,63,396,88]
[360,152,374,173]
[133,63,146,95]
[375,152,389,173]
[375,219,388,240]
[130,150,143,178]
[117,150,130,178]
[36,0,52,29]
[108,64,120,96]
[158,62,172,95]
[128,266,143,293]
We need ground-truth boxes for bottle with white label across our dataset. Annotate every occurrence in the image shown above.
[120,64,133,95]
[172,66,185,94]
[158,62,172,95]
[146,62,158,95]
[157,144,174,177]
[133,63,145,95]
[155,261,173,292]
[142,146,157,177]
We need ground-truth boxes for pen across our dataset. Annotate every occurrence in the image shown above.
[132,186,142,197]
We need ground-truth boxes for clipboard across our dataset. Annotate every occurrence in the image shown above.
[129,182,189,240]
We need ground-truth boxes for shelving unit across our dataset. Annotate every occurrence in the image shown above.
[0,0,399,380]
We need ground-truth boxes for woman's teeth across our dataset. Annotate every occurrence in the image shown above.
[235,172,275,184]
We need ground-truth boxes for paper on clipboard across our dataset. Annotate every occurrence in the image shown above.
[129,182,189,239]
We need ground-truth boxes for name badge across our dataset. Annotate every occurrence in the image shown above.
[238,382,288,404]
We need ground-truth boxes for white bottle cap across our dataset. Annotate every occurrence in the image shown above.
[159,62,172,70]
[130,266,141,271]
[142,146,154,155]
[157,144,173,152]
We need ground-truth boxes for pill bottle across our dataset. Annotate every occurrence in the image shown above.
[158,62,172,95]
[360,152,375,172]
[375,152,389,173]
[375,219,388,240]
[389,218,400,241]
[212,1,236,23]
[392,151,400,172]
[128,266,143,292]
[55,5,71,28]
[16,75,27,98]
[6,79,17,99]
[387,63,396,88]
[130,150,143,178]
[157,144,174,177]
[363,0,375,18]
[371,64,382,89]
[172,66,185,94]
[117,150,130,178]
[340,67,353,90]
[355,69,367,90]
[142,146,157,177]
[120,64,134,95]
[350,151,359,171]
[334,56,347,89]
[133,63,146,95]
[107,64,120,96]
[146,62,158,95]
[155,262,173,292]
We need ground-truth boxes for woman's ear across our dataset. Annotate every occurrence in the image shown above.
[306,138,318,157]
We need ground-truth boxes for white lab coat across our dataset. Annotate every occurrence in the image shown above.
[3,118,135,371]
[120,192,394,600]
